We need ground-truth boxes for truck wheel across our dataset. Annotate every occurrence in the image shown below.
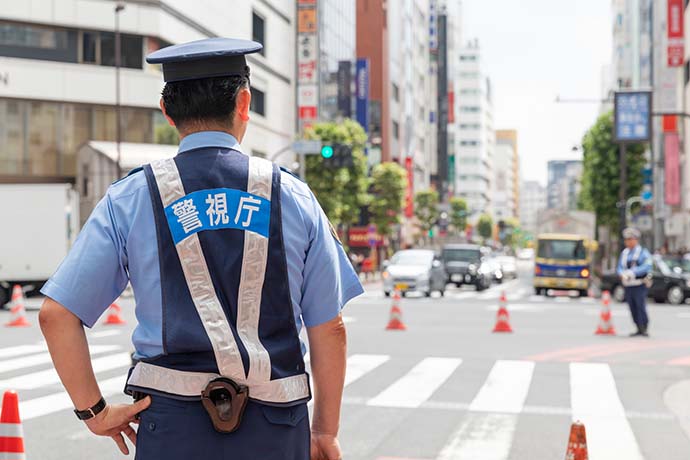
[534,288,542,295]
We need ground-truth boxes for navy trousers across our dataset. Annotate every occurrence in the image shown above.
[625,285,649,329]
[135,395,310,460]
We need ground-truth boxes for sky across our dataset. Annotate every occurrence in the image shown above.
[459,0,613,185]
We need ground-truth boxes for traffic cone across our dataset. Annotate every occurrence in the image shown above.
[386,290,407,331]
[0,390,26,460]
[5,285,30,328]
[103,302,126,325]
[595,290,616,336]
[564,421,588,460]
[492,291,513,333]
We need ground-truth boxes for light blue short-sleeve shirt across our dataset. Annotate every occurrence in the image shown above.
[41,131,363,358]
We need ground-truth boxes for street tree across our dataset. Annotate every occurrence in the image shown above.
[155,123,179,145]
[304,119,370,227]
[477,213,494,242]
[449,197,468,235]
[414,189,440,240]
[578,111,646,234]
[369,162,407,239]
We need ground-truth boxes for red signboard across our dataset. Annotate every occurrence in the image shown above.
[299,106,317,120]
[668,0,685,67]
[349,227,383,247]
[448,90,455,124]
[405,157,414,218]
[663,114,678,133]
[665,133,681,206]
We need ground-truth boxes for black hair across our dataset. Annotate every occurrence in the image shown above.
[161,75,249,130]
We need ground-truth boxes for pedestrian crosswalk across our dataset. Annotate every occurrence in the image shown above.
[1,343,685,459]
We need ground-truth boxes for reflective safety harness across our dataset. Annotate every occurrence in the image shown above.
[126,155,310,407]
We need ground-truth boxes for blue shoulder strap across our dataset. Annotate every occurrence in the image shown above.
[112,166,144,185]
[279,166,303,182]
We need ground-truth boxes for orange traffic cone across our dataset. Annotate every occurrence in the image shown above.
[5,285,30,328]
[595,290,616,336]
[564,421,588,460]
[0,390,26,460]
[492,291,513,333]
[386,290,407,330]
[103,303,126,325]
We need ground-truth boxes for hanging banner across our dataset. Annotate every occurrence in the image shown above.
[355,58,370,133]
[667,0,684,67]
[664,133,681,206]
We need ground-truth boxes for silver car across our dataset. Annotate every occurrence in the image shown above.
[496,256,518,279]
[383,249,447,297]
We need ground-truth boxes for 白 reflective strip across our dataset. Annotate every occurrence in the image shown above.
[150,159,246,382]
[0,424,23,438]
[0,422,25,459]
[236,157,273,383]
[127,362,310,403]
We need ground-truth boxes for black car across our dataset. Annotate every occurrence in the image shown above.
[600,255,690,305]
[441,244,491,291]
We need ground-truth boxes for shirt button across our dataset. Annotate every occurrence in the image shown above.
[148,422,156,431]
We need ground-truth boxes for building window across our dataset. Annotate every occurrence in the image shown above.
[685,60,690,86]
[392,121,400,139]
[392,83,400,102]
[460,106,480,113]
[99,32,143,69]
[460,55,477,61]
[251,88,266,116]
[81,31,98,63]
[0,21,76,63]
[252,11,265,55]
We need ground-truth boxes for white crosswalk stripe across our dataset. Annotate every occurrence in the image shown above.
[0,345,120,374]
[367,357,462,408]
[344,354,390,387]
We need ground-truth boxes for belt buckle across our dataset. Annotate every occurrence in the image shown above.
[201,377,249,433]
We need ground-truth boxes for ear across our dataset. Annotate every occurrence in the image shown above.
[235,87,251,123]
[159,98,176,127]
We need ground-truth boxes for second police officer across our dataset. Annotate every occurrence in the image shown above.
[617,227,652,337]
[39,37,363,460]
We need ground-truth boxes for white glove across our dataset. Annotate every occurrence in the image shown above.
[621,270,635,282]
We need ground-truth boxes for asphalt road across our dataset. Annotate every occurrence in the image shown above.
[2,260,690,459]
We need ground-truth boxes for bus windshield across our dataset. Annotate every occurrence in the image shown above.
[537,239,586,260]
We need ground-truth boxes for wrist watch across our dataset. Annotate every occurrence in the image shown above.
[74,397,107,420]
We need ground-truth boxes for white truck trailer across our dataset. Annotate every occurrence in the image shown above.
[0,183,79,307]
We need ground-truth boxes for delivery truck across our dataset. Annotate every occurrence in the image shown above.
[0,183,79,307]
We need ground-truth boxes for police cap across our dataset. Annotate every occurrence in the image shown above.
[146,37,263,83]
[622,227,641,239]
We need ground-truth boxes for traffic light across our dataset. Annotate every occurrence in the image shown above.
[321,143,353,169]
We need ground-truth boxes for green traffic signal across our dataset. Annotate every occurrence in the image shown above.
[321,145,334,159]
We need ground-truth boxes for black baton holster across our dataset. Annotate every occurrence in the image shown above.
[201,377,249,433]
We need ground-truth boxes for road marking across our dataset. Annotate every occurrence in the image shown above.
[677,313,690,319]
[667,355,690,366]
[0,344,46,360]
[584,308,629,317]
[468,360,535,414]
[450,292,477,300]
[554,297,571,303]
[436,360,534,460]
[20,374,126,421]
[570,362,644,460]
[89,330,123,338]
[527,340,690,362]
[486,303,544,312]
[345,354,390,387]
[0,352,132,390]
[367,357,461,408]
[0,345,120,374]
[508,288,527,300]
[527,295,545,302]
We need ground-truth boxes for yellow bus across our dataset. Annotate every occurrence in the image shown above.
[533,233,597,297]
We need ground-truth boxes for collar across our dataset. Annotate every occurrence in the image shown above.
[177,131,243,155]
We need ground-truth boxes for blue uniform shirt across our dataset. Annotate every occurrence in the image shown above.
[616,245,652,278]
[41,131,363,358]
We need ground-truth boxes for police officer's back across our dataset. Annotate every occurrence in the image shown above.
[39,38,362,460]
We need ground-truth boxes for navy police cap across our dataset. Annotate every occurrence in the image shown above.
[146,37,263,83]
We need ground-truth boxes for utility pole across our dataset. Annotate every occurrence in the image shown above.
[115,1,125,179]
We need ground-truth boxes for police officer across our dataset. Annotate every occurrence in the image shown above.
[617,227,652,337]
[38,37,362,460]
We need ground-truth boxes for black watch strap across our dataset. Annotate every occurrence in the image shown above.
[74,397,107,420]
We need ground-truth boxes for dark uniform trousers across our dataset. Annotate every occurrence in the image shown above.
[135,395,310,460]
[625,285,649,330]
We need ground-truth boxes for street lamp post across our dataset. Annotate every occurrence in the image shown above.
[115,2,125,179]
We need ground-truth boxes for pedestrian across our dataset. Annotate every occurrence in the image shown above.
[38,37,363,460]
[617,227,652,337]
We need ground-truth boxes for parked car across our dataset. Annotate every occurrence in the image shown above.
[496,256,518,279]
[485,257,505,284]
[600,255,690,305]
[517,248,534,260]
[441,244,491,291]
[382,249,447,297]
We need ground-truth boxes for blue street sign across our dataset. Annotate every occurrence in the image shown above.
[643,167,653,185]
[642,190,653,201]
[614,91,651,142]
[355,59,370,134]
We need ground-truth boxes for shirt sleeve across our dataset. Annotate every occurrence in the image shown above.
[40,192,129,327]
[631,249,652,276]
[300,193,364,328]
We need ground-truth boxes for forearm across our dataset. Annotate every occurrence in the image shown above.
[307,314,347,435]
[39,298,102,409]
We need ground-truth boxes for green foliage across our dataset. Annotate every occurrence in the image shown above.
[369,162,408,238]
[304,119,370,226]
[578,111,646,233]
[477,213,494,241]
[155,123,179,145]
[449,197,468,234]
[500,217,520,247]
[414,189,440,234]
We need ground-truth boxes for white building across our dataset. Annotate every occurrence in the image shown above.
[493,130,519,221]
[519,180,546,236]
[0,0,295,185]
[453,39,494,219]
